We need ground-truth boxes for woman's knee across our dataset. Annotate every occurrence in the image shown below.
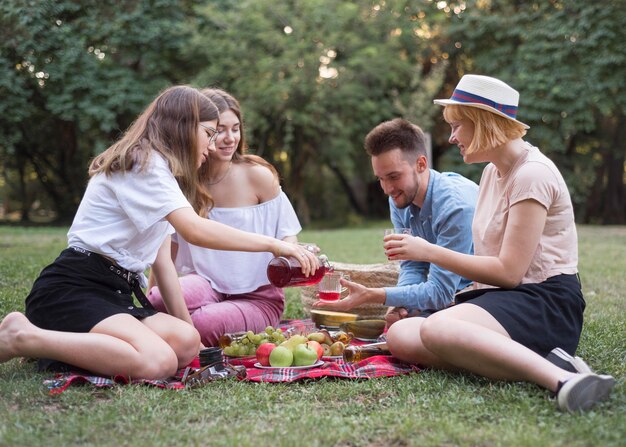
[386,317,423,360]
[135,347,179,379]
[176,323,201,362]
[419,312,454,352]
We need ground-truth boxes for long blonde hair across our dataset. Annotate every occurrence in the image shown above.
[443,105,527,154]
[89,86,219,215]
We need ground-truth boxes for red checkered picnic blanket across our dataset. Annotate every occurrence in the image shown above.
[43,319,417,394]
[231,355,419,382]
[44,374,186,395]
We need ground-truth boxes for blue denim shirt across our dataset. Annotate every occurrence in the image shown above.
[384,169,478,313]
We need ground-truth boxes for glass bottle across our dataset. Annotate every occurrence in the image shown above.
[342,342,391,362]
[218,331,247,349]
[267,254,332,288]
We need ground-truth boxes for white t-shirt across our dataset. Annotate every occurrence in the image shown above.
[472,142,578,289]
[173,190,301,294]
[68,153,192,276]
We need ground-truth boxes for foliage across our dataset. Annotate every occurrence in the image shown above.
[441,0,626,223]
[0,224,624,446]
[0,0,624,225]
[192,0,451,223]
[0,0,204,222]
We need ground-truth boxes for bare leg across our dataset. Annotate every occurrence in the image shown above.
[140,312,200,368]
[0,311,199,379]
[386,317,460,370]
[387,304,576,391]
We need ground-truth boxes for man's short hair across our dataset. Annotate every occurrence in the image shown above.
[364,118,427,161]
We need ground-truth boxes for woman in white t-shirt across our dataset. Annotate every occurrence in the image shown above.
[0,86,318,379]
[148,88,305,346]
[383,75,614,412]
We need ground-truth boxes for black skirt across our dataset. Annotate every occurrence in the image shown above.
[25,248,157,333]
[454,274,585,357]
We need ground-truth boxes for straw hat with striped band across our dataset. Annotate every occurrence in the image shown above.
[434,74,529,129]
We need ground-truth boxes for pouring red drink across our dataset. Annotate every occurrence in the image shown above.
[267,254,331,288]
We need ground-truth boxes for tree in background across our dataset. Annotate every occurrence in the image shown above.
[1,0,622,225]
[0,0,204,222]
[193,0,452,224]
[441,0,626,224]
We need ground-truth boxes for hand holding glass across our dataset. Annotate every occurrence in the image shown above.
[318,272,350,302]
[384,228,411,261]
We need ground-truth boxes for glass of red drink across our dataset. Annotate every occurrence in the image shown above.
[318,272,349,301]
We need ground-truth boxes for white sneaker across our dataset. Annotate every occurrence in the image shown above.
[546,347,593,374]
[557,373,615,412]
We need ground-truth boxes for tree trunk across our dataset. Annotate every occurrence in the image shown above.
[326,161,365,215]
[602,113,626,224]
[288,127,311,226]
[17,161,30,223]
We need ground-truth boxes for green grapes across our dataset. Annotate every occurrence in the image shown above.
[222,327,286,357]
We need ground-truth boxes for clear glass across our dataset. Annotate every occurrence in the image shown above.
[383,228,411,262]
[318,272,350,301]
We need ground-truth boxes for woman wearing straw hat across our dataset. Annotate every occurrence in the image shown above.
[384,74,615,412]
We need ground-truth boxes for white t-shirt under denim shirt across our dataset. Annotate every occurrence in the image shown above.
[472,142,578,289]
[68,153,192,278]
[172,190,302,294]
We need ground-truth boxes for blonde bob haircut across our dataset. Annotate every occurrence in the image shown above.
[443,105,527,155]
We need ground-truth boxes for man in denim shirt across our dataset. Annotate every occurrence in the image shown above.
[317,119,477,326]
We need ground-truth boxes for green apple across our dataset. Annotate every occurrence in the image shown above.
[293,343,319,366]
[269,346,293,367]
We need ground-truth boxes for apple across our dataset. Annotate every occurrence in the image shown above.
[306,340,324,360]
[293,343,319,366]
[256,342,276,366]
[269,346,293,367]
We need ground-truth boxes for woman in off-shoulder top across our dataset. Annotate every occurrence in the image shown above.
[148,88,305,346]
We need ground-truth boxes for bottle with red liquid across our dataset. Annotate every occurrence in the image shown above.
[267,254,332,288]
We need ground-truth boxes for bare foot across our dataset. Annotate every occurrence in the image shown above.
[0,312,35,363]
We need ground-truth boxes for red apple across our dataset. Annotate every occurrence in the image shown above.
[256,342,276,366]
[306,340,324,360]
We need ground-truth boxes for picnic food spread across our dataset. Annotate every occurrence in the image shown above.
[44,321,421,393]
[220,327,287,357]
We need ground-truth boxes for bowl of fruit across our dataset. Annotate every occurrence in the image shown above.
[220,326,286,358]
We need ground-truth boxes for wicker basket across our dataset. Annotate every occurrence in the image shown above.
[300,261,399,320]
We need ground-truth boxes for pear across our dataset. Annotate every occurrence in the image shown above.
[318,329,334,346]
[321,343,332,356]
[330,341,346,356]
[279,334,309,352]
[307,332,327,343]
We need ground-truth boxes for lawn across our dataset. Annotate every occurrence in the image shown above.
[0,224,624,447]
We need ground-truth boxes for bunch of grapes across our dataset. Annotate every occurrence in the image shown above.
[222,326,286,357]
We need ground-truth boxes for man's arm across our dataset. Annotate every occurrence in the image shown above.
[385,201,474,311]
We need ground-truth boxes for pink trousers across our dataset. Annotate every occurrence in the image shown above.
[147,274,284,347]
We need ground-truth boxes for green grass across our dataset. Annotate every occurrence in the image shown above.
[0,224,624,447]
